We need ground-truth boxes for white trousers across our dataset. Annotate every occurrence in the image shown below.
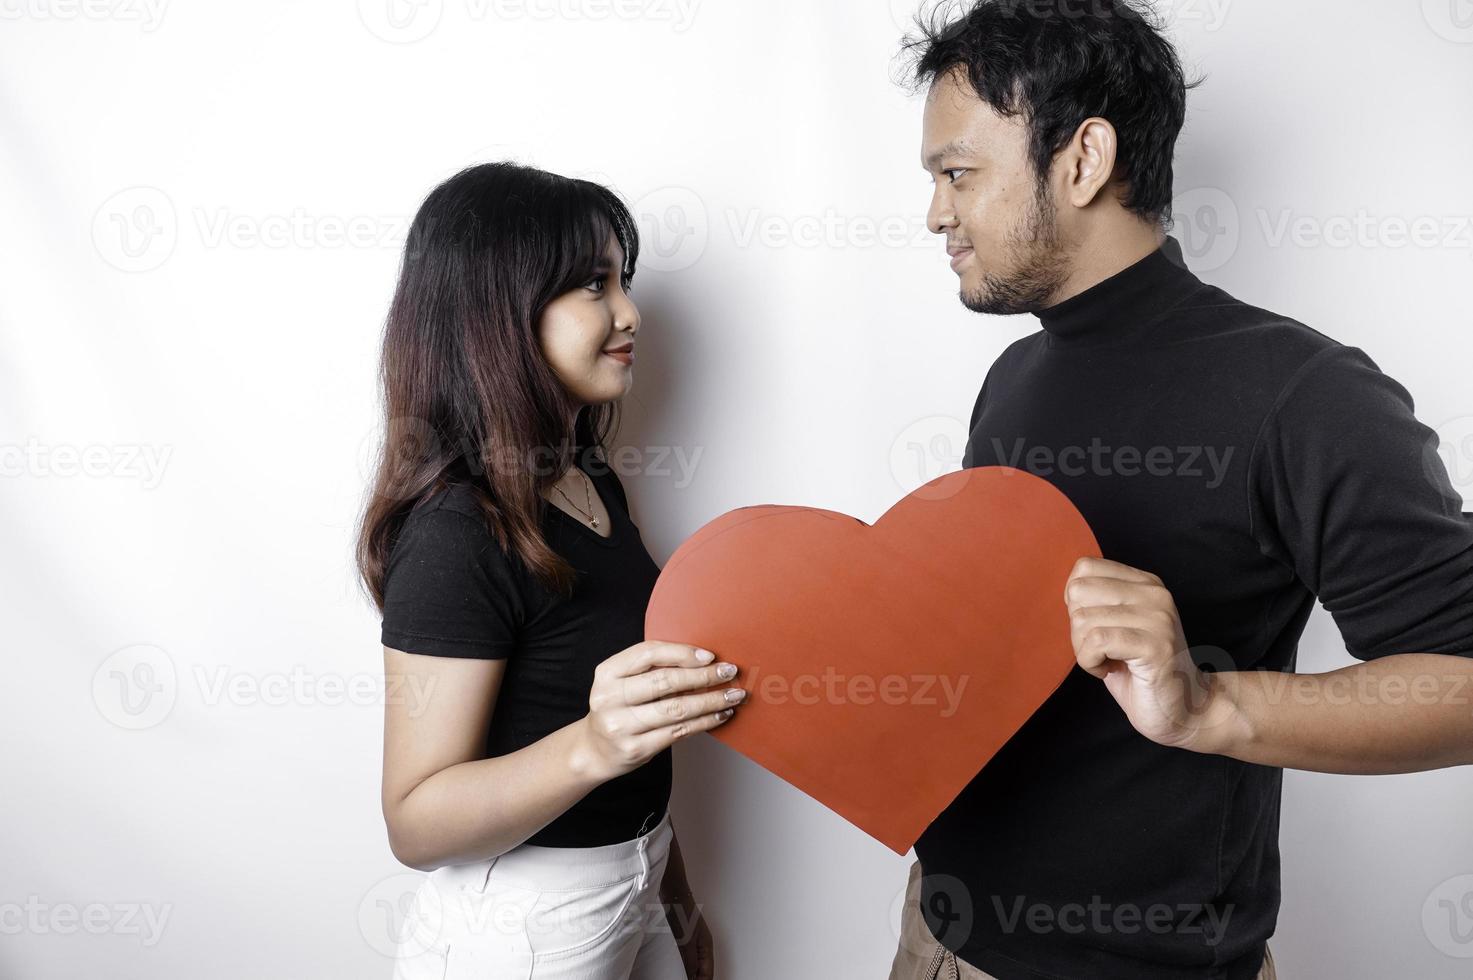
[392,809,687,980]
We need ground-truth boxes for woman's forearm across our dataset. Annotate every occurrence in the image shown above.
[386,717,605,871]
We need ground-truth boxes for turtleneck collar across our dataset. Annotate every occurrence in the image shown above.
[1036,235,1201,349]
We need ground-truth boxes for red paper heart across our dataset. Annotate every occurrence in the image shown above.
[644,466,1099,854]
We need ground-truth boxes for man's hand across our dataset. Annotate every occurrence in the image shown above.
[663,886,714,980]
[1063,556,1236,750]
[660,826,714,979]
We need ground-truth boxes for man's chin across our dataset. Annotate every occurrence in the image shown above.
[959,263,1061,316]
[959,280,1005,315]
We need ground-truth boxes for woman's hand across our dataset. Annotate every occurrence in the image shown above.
[575,641,745,782]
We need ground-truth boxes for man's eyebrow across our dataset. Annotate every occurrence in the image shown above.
[922,140,973,171]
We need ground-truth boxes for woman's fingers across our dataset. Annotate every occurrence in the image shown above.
[618,661,739,708]
[600,641,714,680]
[625,686,746,735]
[638,699,738,751]
[583,642,746,776]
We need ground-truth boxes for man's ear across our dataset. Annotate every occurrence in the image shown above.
[1059,116,1120,209]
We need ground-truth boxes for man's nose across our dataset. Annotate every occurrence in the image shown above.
[926,188,955,236]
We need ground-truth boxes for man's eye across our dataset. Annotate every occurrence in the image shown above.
[943,168,966,183]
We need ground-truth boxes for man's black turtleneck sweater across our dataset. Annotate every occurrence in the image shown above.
[914,235,1473,979]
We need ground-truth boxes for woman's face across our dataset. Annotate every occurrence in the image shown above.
[536,235,640,408]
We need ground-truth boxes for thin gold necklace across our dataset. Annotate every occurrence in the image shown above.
[552,468,599,530]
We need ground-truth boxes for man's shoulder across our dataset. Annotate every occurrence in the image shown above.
[1172,280,1342,360]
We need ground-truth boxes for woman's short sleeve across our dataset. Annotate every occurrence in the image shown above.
[380,506,523,659]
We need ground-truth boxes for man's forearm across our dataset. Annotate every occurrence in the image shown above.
[660,824,695,902]
[1192,653,1473,773]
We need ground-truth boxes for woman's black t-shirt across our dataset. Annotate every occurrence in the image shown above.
[379,459,670,847]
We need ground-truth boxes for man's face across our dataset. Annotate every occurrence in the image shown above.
[920,67,1071,315]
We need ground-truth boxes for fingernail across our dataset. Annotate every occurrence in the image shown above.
[716,662,737,679]
[695,649,714,663]
[719,708,734,719]
[724,688,747,703]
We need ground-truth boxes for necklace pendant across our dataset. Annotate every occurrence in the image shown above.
[590,518,600,529]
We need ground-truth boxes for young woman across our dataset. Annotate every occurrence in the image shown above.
[357,162,742,979]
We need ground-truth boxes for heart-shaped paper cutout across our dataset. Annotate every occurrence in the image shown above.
[644,466,1099,854]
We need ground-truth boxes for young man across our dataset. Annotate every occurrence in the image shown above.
[889,2,1473,978]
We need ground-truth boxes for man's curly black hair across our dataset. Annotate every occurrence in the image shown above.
[898,0,1204,230]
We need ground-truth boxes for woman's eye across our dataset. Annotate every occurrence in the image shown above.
[584,274,606,293]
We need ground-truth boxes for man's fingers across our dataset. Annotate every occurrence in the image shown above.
[1068,603,1162,642]
[1069,555,1162,585]
[1065,556,1164,605]
[1075,624,1151,676]
[1064,573,1171,611]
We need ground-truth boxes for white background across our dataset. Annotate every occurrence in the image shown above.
[4,0,1473,977]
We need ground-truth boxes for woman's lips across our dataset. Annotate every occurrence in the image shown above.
[603,346,634,365]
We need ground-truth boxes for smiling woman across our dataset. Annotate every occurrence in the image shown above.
[354,162,728,979]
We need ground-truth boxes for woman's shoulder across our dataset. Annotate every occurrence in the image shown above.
[414,480,485,519]
[398,482,483,532]
[381,482,530,654]
[393,482,517,571]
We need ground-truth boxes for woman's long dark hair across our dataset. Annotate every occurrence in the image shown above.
[356,161,641,606]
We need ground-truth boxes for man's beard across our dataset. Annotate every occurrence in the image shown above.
[959,183,1071,316]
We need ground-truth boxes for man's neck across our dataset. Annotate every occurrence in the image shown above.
[1046,226,1167,310]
